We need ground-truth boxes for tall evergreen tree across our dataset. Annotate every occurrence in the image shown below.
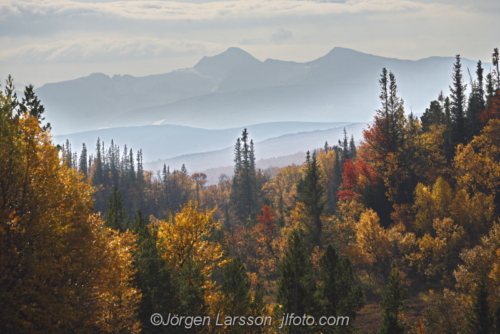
[4,75,18,113]
[18,84,50,131]
[421,99,445,131]
[79,143,88,176]
[465,61,486,141]
[220,257,251,334]
[105,187,128,231]
[493,48,500,89]
[450,55,467,146]
[231,129,258,221]
[486,73,495,109]
[276,229,317,334]
[318,244,365,333]
[297,151,325,247]
[349,135,357,159]
[379,265,407,334]
[250,282,267,334]
[133,210,178,333]
[93,138,103,186]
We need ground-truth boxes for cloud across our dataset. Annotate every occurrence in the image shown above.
[0,0,460,31]
[0,37,225,63]
[271,28,293,44]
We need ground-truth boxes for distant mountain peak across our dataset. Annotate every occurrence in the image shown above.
[194,47,261,80]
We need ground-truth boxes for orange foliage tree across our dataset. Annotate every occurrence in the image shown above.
[0,88,140,333]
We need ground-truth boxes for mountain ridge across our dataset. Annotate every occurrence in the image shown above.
[38,46,487,135]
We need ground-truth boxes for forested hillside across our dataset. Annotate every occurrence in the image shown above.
[2,48,500,333]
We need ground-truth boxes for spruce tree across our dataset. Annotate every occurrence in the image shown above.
[231,129,258,221]
[493,48,500,89]
[93,138,103,186]
[486,73,495,109]
[379,265,407,334]
[4,75,18,113]
[79,143,88,176]
[465,61,486,141]
[220,257,251,333]
[276,229,317,334]
[133,211,178,333]
[297,151,325,247]
[318,244,364,333]
[105,187,128,231]
[450,54,467,146]
[443,96,454,161]
[349,135,357,159]
[19,84,50,131]
[250,283,267,334]
[421,99,445,131]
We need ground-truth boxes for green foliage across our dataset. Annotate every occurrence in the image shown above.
[220,257,252,333]
[133,211,178,333]
[379,265,407,334]
[317,244,365,333]
[231,129,259,221]
[450,54,467,146]
[276,229,317,333]
[297,151,325,246]
[105,187,129,231]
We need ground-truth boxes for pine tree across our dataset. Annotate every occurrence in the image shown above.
[450,55,467,146]
[318,244,365,333]
[105,187,128,231]
[276,229,317,334]
[379,265,407,334]
[297,151,325,247]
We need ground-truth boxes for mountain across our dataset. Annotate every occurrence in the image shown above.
[54,121,352,163]
[37,70,217,135]
[38,47,487,135]
[143,122,366,173]
[103,48,485,129]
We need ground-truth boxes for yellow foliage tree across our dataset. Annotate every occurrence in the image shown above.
[0,92,140,333]
[408,218,465,286]
[262,165,302,223]
[153,201,227,293]
[350,209,391,285]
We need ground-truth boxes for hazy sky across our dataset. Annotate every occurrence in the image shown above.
[1,0,499,87]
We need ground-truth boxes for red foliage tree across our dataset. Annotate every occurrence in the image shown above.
[480,90,500,124]
[255,205,277,245]
[337,158,380,200]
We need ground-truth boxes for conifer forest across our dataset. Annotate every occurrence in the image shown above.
[3,48,500,334]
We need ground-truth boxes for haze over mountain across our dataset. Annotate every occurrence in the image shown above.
[143,122,366,174]
[38,47,486,135]
[55,121,354,163]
